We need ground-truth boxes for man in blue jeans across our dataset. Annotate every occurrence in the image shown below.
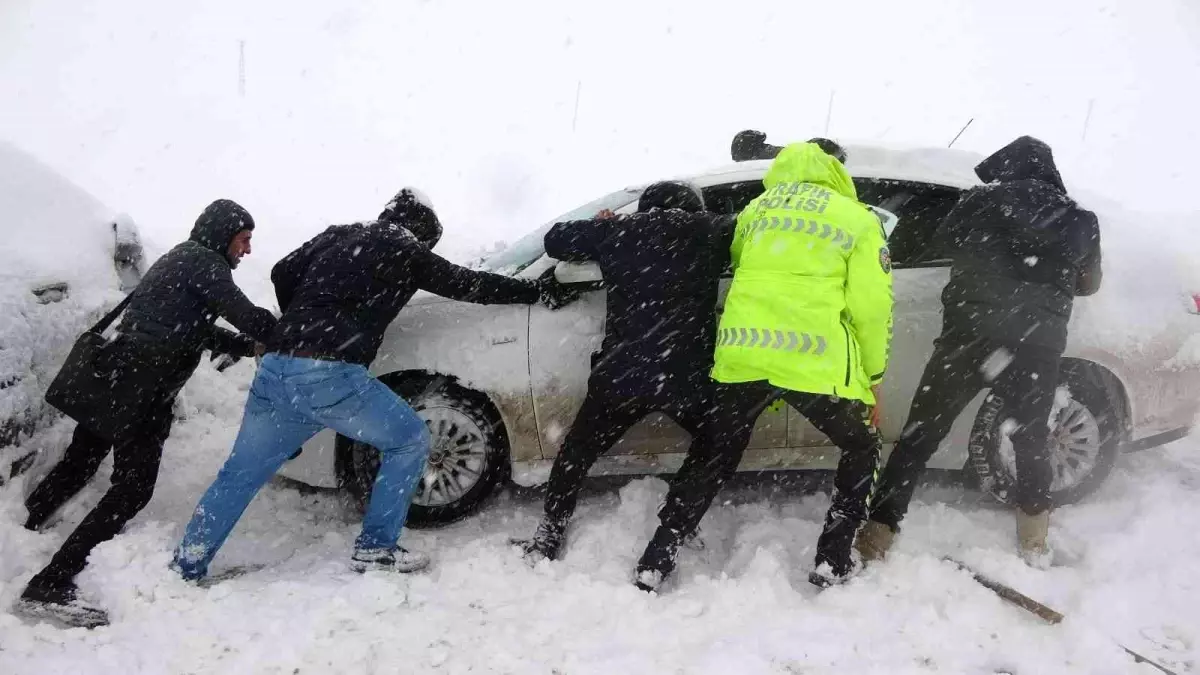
[172,188,577,579]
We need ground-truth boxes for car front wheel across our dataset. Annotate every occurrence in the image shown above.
[967,359,1129,508]
[335,376,510,528]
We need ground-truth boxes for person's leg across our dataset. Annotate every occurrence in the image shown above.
[172,362,320,580]
[544,388,650,525]
[24,425,112,531]
[311,374,433,562]
[785,392,880,584]
[24,410,171,618]
[516,386,650,560]
[635,380,779,590]
[990,347,1060,565]
[867,340,988,531]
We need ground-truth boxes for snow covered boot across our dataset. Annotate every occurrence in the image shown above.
[808,553,864,589]
[810,507,865,589]
[509,518,567,564]
[855,519,896,563]
[350,546,430,574]
[15,579,109,629]
[634,525,682,593]
[1017,510,1052,569]
[680,525,706,552]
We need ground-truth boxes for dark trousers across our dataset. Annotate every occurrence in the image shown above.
[869,338,1059,528]
[651,381,881,574]
[25,418,168,588]
[543,381,715,529]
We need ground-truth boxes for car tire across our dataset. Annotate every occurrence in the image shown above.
[967,359,1129,508]
[335,376,511,528]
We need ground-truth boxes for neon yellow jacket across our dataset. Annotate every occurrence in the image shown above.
[711,142,894,405]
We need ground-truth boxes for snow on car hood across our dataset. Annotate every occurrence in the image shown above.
[0,141,127,424]
[0,141,122,290]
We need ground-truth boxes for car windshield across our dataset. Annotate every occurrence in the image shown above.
[478,187,643,275]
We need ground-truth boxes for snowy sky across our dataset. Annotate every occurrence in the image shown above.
[1,0,1198,272]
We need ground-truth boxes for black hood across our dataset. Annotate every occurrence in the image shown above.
[190,199,255,256]
[378,187,442,247]
[638,181,705,213]
[974,136,1066,192]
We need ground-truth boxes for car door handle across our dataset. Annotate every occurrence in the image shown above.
[490,336,518,346]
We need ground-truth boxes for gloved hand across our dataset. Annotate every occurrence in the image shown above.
[536,268,581,310]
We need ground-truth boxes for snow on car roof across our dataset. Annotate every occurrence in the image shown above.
[684,142,986,190]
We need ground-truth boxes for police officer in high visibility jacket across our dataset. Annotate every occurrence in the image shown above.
[636,139,894,590]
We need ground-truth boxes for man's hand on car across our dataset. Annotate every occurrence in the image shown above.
[536,268,581,310]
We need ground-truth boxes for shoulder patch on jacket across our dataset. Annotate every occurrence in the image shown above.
[879,246,892,273]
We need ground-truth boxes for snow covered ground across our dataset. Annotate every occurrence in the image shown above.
[1,356,1197,674]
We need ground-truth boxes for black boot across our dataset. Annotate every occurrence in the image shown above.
[509,518,568,563]
[23,499,57,532]
[809,508,864,589]
[16,577,109,628]
[634,525,683,592]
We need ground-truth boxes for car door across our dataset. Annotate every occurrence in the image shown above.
[785,179,962,453]
[526,199,639,459]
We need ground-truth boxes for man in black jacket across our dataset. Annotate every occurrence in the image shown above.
[511,181,736,591]
[856,136,1103,568]
[19,199,277,627]
[172,188,576,581]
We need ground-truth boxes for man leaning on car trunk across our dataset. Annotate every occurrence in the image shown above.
[857,136,1103,569]
[170,187,579,582]
[19,199,277,628]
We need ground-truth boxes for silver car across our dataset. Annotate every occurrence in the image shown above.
[279,141,1199,525]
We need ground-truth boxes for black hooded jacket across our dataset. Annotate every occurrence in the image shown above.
[545,209,735,396]
[267,220,541,366]
[115,199,277,397]
[937,136,1103,352]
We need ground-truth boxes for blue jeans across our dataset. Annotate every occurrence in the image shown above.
[172,354,430,579]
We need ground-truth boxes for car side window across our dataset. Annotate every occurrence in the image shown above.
[855,178,962,268]
[700,181,765,278]
[701,178,962,270]
[702,181,765,216]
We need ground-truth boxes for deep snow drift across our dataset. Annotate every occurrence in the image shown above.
[0,356,1196,674]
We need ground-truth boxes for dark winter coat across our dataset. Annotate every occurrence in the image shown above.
[111,200,277,410]
[937,136,1103,353]
[268,221,541,365]
[545,210,735,397]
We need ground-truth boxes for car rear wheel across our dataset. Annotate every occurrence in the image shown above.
[967,359,1128,508]
[335,376,510,528]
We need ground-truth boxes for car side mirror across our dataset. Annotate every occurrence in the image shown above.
[554,261,603,284]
